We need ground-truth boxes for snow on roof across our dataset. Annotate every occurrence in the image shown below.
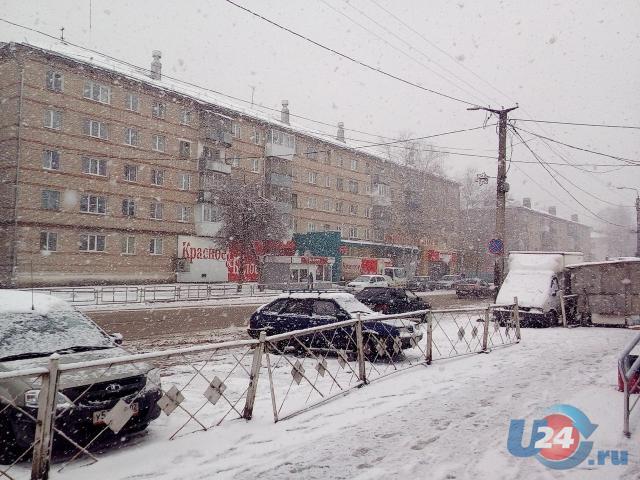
[274,291,374,315]
[0,289,73,314]
[565,258,640,269]
[508,253,565,273]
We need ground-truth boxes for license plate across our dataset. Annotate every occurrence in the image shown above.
[92,403,139,425]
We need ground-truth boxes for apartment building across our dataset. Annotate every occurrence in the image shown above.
[0,41,459,286]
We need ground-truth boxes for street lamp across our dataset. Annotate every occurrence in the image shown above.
[616,186,640,257]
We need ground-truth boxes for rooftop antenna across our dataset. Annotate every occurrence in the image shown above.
[60,27,65,42]
[249,85,256,107]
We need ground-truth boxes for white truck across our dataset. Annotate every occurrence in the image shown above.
[495,251,583,327]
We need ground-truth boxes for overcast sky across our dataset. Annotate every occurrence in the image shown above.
[1,0,639,229]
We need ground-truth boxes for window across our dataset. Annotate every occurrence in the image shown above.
[349,204,358,216]
[179,173,191,191]
[306,145,318,160]
[150,202,163,220]
[365,183,371,195]
[152,134,166,152]
[124,127,139,146]
[45,71,63,92]
[179,140,191,158]
[349,226,358,239]
[202,204,222,222]
[125,93,140,112]
[177,205,191,222]
[231,122,241,138]
[307,222,317,232]
[348,180,359,194]
[152,102,166,118]
[44,110,62,130]
[268,129,295,148]
[42,150,60,170]
[323,198,332,211]
[149,238,163,255]
[180,109,192,126]
[41,190,60,210]
[313,300,338,317]
[124,164,138,182]
[80,195,107,214]
[122,199,135,216]
[251,158,260,173]
[350,158,358,171]
[82,157,107,176]
[202,146,220,160]
[40,232,57,252]
[323,224,331,232]
[291,193,298,209]
[306,196,317,209]
[251,127,261,145]
[364,206,372,218]
[83,81,111,104]
[325,175,332,188]
[79,234,106,252]
[121,236,135,255]
[377,183,390,196]
[308,171,318,184]
[151,169,165,186]
[230,155,240,167]
[336,177,344,191]
[364,228,371,240]
[83,119,108,139]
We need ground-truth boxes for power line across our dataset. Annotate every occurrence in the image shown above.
[512,119,640,130]
[222,0,482,108]
[513,125,640,166]
[511,127,632,227]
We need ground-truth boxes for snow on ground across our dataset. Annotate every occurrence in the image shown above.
[7,327,640,480]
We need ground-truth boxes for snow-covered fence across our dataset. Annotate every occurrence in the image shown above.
[619,331,640,437]
[1,304,520,479]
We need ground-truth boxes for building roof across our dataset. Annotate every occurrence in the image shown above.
[3,40,458,186]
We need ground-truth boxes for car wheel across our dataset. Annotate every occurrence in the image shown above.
[546,310,558,328]
[0,413,20,465]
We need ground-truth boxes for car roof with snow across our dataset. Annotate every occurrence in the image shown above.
[271,291,374,314]
[0,289,73,315]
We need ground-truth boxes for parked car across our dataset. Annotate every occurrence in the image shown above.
[355,287,431,315]
[407,276,435,292]
[247,292,423,356]
[345,275,392,292]
[455,278,496,298]
[434,274,464,290]
[0,290,162,464]
[383,267,408,287]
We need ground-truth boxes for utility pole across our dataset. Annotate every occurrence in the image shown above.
[468,105,518,287]
[616,187,640,257]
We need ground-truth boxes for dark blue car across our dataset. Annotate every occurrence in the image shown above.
[248,292,423,357]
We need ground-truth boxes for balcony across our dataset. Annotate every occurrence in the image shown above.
[372,191,391,207]
[199,158,231,174]
[268,172,292,188]
[200,127,233,147]
[265,128,295,160]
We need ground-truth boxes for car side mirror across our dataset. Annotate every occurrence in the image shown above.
[110,333,123,345]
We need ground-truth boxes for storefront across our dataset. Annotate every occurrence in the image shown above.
[261,255,335,289]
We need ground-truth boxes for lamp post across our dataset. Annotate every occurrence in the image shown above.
[616,186,640,258]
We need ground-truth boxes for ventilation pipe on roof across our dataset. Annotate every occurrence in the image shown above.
[150,50,162,80]
[336,122,345,143]
[522,197,531,208]
[548,206,557,216]
[281,100,290,124]
[571,214,579,222]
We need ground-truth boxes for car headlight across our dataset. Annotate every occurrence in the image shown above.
[24,390,72,410]
[145,368,162,391]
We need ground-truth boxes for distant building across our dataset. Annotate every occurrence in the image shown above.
[465,198,592,278]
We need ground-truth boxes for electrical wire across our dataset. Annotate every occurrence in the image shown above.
[511,127,633,227]
[511,119,640,130]
[222,0,483,107]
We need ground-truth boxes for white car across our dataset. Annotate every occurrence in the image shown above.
[346,275,392,292]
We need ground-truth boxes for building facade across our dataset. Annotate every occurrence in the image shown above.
[0,41,461,286]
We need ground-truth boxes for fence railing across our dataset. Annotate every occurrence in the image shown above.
[0,302,520,479]
[619,331,640,437]
[24,284,285,307]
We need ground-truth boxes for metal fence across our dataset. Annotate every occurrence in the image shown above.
[0,303,520,479]
[619,331,640,437]
[25,284,281,307]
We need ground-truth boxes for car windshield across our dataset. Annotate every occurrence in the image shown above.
[353,276,373,282]
[0,309,113,359]
[442,275,458,281]
[356,288,385,300]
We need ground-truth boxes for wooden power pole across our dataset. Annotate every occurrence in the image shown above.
[468,105,518,287]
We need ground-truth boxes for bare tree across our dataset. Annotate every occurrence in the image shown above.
[378,131,446,175]
[217,177,289,289]
[458,167,494,275]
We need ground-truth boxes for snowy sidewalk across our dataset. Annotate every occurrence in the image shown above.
[12,327,640,480]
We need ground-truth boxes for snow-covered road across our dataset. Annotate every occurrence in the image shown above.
[10,327,640,479]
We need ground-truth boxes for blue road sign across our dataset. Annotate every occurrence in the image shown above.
[488,238,504,254]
